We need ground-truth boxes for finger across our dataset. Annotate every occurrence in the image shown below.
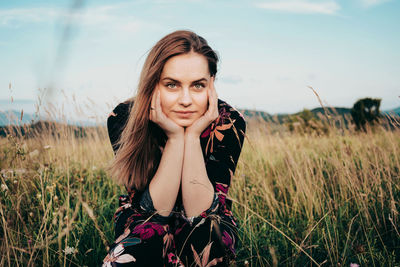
[208,86,214,112]
[211,76,218,99]
[209,77,218,116]
[207,78,214,106]
[212,79,219,119]
[208,77,216,102]
[150,90,157,121]
[151,86,157,106]
[155,89,162,117]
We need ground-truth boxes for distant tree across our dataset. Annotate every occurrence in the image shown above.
[350,98,381,131]
[286,109,329,135]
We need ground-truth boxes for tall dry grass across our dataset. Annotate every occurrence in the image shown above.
[232,117,400,266]
[0,98,399,266]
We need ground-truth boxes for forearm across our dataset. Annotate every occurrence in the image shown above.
[149,137,184,216]
[181,134,214,217]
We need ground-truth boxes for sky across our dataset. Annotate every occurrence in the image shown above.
[1,0,399,122]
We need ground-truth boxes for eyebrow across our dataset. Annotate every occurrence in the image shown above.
[161,77,208,83]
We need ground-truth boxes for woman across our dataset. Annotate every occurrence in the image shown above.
[103,30,246,266]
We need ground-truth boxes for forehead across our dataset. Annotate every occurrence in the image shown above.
[161,52,210,81]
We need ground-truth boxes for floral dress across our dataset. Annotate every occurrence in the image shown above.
[103,98,246,266]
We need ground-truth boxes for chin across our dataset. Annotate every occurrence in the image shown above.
[177,121,193,128]
[173,118,194,128]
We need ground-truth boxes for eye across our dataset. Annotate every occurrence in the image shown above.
[194,83,205,89]
[166,83,177,89]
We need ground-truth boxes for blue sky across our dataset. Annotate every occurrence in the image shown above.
[1,0,399,120]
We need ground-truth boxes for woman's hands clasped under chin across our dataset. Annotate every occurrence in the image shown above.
[185,76,219,139]
[149,88,185,140]
[149,76,219,140]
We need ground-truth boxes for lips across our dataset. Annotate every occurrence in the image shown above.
[175,111,195,118]
[175,111,194,114]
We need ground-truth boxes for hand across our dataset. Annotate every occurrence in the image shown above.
[150,87,185,139]
[185,76,219,138]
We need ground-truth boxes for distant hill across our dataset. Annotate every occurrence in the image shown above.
[0,120,90,138]
[310,107,352,116]
[0,110,40,126]
[240,106,399,129]
[1,105,399,130]
[240,107,354,124]
[240,109,272,120]
[0,110,102,127]
[383,107,400,116]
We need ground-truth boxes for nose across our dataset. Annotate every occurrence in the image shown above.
[178,87,192,107]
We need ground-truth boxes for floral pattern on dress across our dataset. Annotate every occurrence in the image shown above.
[104,98,246,266]
[103,238,140,266]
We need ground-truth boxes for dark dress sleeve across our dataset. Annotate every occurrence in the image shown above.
[186,100,246,226]
[204,100,246,209]
[107,101,132,154]
[107,100,174,224]
[174,100,246,265]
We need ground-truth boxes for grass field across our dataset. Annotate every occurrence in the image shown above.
[1,109,399,266]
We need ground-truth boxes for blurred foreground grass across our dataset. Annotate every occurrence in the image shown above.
[1,111,400,266]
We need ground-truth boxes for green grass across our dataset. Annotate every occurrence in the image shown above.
[1,115,400,266]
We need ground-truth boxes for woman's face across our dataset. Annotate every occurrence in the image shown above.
[156,52,211,128]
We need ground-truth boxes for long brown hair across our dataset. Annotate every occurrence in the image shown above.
[108,30,219,191]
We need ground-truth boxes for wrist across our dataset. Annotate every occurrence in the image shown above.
[167,129,185,140]
[184,132,200,142]
[167,134,185,143]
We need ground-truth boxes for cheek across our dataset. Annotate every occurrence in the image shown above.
[198,92,209,112]
[159,90,173,110]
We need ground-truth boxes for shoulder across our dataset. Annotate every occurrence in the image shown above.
[200,99,246,154]
[107,99,134,127]
[108,99,134,119]
[217,98,246,133]
[107,99,134,153]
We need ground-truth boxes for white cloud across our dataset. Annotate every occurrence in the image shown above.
[357,0,392,7]
[0,3,150,33]
[255,0,340,14]
[0,7,58,26]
